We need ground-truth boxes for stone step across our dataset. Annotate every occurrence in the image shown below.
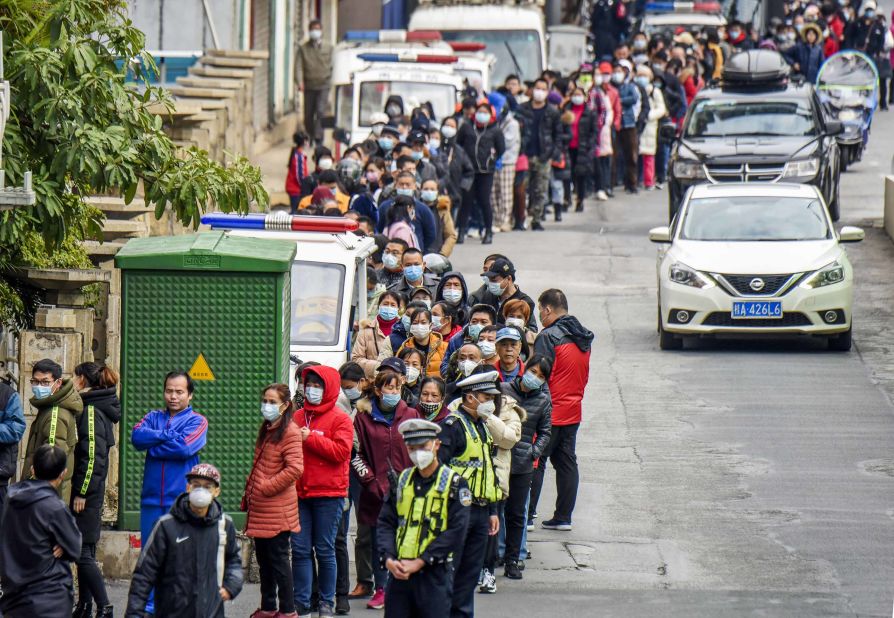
[201,55,264,69]
[101,219,148,240]
[205,48,270,60]
[146,101,206,116]
[176,76,245,90]
[167,85,237,99]
[83,240,126,258]
[183,111,221,122]
[190,65,255,79]
[85,197,151,220]
[181,98,230,110]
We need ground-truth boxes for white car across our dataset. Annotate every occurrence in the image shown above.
[650,183,864,351]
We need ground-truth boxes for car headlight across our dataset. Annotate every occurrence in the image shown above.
[669,262,716,289]
[837,109,858,121]
[800,261,845,289]
[673,160,706,180]
[782,158,819,179]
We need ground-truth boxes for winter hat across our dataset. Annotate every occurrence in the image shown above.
[547,90,563,105]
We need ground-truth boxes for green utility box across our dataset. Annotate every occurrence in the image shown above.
[115,231,296,529]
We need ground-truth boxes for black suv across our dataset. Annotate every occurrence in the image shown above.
[666,50,843,222]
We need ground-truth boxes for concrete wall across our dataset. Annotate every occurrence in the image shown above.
[128,0,242,50]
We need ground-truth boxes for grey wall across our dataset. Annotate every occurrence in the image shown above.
[128,0,241,50]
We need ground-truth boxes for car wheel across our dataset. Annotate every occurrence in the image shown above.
[659,321,683,350]
[827,326,852,352]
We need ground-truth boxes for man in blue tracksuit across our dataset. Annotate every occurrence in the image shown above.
[131,371,208,614]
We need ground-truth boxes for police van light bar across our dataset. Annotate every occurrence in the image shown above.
[357,52,458,64]
[449,42,487,52]
[645,0,720,12]
[344,29,441,43]
[201,212,360,233]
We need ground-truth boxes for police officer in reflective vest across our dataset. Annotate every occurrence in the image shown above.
[376,419,471,618]
[437,368,502,618]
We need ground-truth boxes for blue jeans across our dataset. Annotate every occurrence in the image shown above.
[291,497,343,609]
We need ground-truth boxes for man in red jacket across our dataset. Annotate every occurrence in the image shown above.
[291,366,354,617]
[530,289,594,531]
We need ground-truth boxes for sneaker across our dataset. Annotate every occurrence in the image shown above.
[318,601,335,618]
[366,588,385,610]
[518,559,526,571]
[526,518,534,531]
[531,220,545,231]
[335,595,350,615]
[504,561,523,580]
[595,190,608,201]
[541,518,572,531]
[298,608,313,618]
[478,568,485,586]
[655,182,665,190]
[478,569,497,593]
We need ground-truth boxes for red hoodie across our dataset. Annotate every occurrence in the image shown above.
[293,366,353,499]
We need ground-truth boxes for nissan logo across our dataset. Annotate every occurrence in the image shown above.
[749,278,766,292]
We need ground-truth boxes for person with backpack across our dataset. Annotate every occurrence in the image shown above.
[71,362,121,618]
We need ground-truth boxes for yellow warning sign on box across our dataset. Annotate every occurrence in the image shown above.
[189,353,215,381]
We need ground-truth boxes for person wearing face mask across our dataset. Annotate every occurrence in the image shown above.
[614,60,642,194]
[379,301,430,362]
[388,248,440,301]
[375,419,471,618]
[502,298,537,351]
[407,130,438,183]
[488,91,521,233]
[398,348,426,408]
[432,301,463,343]
[352,371,421,610]
[420,178,457,257]
[376,238,407,289]
[243,384,304,618]
[291,360,321,410]
[127,463,243,617]
[784,22,826,82]
[416,377,451,423]
[291,366,354,618]
[445,344,484,402]
[376,172,438,253]
[456,99,505,245]
[517,78,561,230]
[500,355,553,580]
[131,370,208,615]
[432,118,476,219]
[435,272,470,325]
[70,362,119,618]
[22,359,83,504]
[635,65,667,192]
[383,195,421,249]
[396,308,450,379]
[437,368,503,617]
[384,95,406,125]
[492,327,527,383]
[375,125,401,160]
[341,158,378,226]
[563,86,597,212]
[296,19,332,145]
[354,291,404,379]
[476,325,500,365]
[410,287,434,311]
[286,131,310,213]
[440,303,497,377]
[479,257,538,331]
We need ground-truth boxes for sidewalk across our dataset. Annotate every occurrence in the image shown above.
[253,140,293,208]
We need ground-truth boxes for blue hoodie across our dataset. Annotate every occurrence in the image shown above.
[131,406,208,509]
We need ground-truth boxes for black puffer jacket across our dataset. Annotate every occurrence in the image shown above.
[72,386,121,544]
[564,102,598,172]
[502,378,552,475]
[457,120,506,174]
[516,102,562,161]
[433,140,475,209]
[126,494,243,618]
[435,271,471,326]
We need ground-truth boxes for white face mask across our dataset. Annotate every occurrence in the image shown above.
[409,448,435,470]
[459,359,478,377]
[189,486,213,508]
[443,288,463,304]
[532,88,548,103]
[410,324,431,339]
[305,386,324,405]
[478,340,496,358]
[505,317,525,330]
[309,29,322,41]
[429,139,441,150]
[441,125,457,139]
[406,366,421,384]
[318,158,334,170]
[571,95,586,106]
[261,402,282,422]
[476,399,496,420]
[431,316,443,330]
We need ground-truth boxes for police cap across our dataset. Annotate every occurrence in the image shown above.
[398,418,441,445]
[456,367,501,395]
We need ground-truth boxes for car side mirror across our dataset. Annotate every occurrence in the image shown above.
[649,226,672,243]
[659,123,678,143]
[826,120,844,136]
[333,128,351,145]
[838,226,864,243]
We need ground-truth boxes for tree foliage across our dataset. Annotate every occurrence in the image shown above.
[0,0,269,325]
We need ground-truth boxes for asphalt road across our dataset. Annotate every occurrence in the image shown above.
[108,110,894,616]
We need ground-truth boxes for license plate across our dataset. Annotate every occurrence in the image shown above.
[732,301,783,319]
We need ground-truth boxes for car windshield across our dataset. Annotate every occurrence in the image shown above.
[439,30,541,85]
[681,196,831,241]
[359,81,455,126]
[291,261,345,346]
[685,99,817,137]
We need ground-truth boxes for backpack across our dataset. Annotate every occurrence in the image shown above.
[635,83,650,134]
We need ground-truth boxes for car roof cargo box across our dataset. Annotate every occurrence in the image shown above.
[721,50,790,91]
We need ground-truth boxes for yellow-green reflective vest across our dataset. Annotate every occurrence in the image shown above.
[446,411,499,503]
[395,465,456,560]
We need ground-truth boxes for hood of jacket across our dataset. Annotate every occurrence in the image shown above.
[29,378,83,416]
[7,479,60,509]
[301,365,343,413]
[436,271,469,304]
[80,386,121,423]
[169,492,223,527]
[551,315,595,353]
[500,393,527,424]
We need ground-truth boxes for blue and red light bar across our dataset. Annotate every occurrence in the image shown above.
[344,29,441,43]
[645,0,720,12]
[449,42,487,52]
[358,52,457,64]
[201,212,359,233]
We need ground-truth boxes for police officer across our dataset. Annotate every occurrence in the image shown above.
[438,367,502,618]
[376,419,471,618]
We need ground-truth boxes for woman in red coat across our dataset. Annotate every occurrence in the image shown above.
[351,371,420,609]
[291,366,354,617]
[244,384,304,618]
